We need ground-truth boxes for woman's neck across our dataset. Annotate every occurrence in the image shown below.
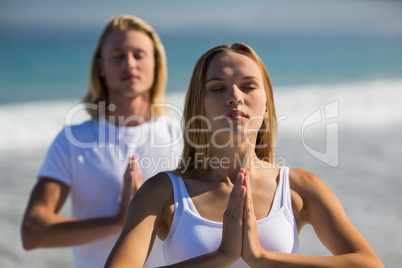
[205,143,263,182]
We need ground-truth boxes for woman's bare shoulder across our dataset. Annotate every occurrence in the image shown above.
[134,172,174,208]
[288,168,338,212]
[288,168,332,204]
[288,168,336,228]
[288,168,327,194]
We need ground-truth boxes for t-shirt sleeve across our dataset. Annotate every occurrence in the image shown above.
[37,128,72,186]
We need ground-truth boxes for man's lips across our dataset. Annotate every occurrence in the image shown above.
[121,74,139,81]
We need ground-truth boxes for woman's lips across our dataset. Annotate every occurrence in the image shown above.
[225,109,248,120]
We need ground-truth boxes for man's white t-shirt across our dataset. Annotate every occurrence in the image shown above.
[38,115,183,268]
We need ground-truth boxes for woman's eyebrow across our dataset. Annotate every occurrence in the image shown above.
[206,75,260,84]
[241,75,259,81]
[206,77,225,84]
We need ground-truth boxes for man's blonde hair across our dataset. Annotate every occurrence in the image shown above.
[83,15,167,118]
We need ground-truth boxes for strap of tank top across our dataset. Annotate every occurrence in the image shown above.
[166,172,193,212]
[163,172,182,249]
[165,172,193,247]
[176,176,200,214]
[281,167,296,226]
[166,172,185,218]
[268,168,283,214]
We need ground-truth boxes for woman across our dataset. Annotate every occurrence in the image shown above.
[21,15,182,268]
[105,43,383,267]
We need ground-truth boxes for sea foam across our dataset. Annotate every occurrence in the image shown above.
[0,79,401,152]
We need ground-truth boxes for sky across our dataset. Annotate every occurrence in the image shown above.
[1,0,402,35]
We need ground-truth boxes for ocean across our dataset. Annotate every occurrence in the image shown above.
[1,26,402,267]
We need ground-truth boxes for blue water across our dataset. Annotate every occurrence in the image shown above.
[1,26,402,104]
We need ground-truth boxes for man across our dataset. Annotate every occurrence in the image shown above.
[21,15,182,268]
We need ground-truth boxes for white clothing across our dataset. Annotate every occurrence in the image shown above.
[163,168,299,266]
[38,115,182,268]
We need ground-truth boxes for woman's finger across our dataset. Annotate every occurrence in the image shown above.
[220,172,245,260]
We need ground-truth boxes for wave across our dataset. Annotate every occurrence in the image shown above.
[274,79,402,132]
[1,79,401,151]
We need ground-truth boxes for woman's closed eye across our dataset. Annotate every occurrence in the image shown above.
[211,87,225,92]
[206,82,226,92]
[242,83,258,91]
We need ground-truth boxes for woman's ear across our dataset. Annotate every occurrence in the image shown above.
[264,103,269,119]
[97,58,105,77]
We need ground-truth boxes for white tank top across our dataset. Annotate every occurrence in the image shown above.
[163,167,299,266]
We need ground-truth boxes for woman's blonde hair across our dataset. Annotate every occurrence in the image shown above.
[83,15,167,118]
[177,43,277,177]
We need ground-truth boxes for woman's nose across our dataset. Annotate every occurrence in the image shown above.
[226,85,244,106]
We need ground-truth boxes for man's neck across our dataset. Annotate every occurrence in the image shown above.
[106,93,151,127]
